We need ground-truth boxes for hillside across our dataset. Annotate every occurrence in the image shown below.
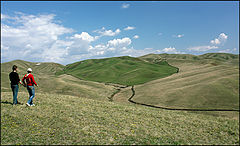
[114,53,239,113]
[61,56,178,85]
[1,60,115,101]
[1,92,239,145]
[1,60,65,75]
[139,53,239,66]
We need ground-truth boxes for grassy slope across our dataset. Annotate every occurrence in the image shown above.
[1,60,115,101]
[1,92,239,145]
[62,56,178,85]
[126,53,239,110]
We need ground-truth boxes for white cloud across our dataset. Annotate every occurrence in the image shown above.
[133,35,139,39]
[158,33,163,36]
[85,37,132,58]
[121,3,130,9]
[162,47,184,54]
[219,33,228,39]
[93,27,121,37]
[70,32,95,42]
[3,12,187,64]
[188,46,218,52]
[124,26,135,31]
[1,13,74,63]
[173,34,184,38]
[210,39,220,45]
[210,33,228,45]
[188,32,229,53]
[107,37,132,48]
[218,48,238,53]
[86,38,163,58]
[218,49,231,53]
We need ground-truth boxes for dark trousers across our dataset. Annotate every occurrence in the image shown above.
[11,84,19,105]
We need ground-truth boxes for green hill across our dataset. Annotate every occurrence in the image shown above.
[1,92,239,145]
[61,56,178,85]
[115,53,239,113]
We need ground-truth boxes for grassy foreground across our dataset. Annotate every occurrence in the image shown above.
[1,92,239,145]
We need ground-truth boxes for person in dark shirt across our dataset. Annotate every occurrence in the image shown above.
[9,65,23,105]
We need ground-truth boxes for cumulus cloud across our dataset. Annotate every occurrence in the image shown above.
[124,26,135,31]
[2,12,171,64]
[93,27,121,37]
[1,13,74,63]
[121,3,130,9]
[70,32,95,42]
[87,38,163,58]
[188,33,228,52]
[210,33,228,45]
[162,47,184,54]
[87,37,132,57]
[133,35,139,39]
[188,46,218,52]
[108,37,132,48]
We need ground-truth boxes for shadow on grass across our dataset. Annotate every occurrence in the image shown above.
[1,101,13,105]
[1,101,24,105]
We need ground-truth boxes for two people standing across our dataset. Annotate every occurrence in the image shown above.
[9,65,38,106]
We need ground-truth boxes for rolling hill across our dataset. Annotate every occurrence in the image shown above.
[61,56,178,85]
[115,53,239,115]
[1,53,239,145]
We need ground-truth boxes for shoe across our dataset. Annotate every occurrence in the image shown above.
[26,103,31,106]
[30,104,35,106]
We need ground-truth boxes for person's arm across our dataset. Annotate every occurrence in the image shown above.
[22,75,25,82]
[17,73,23,85]
[31,74,38,87]
[9,73,12,82]
[22,74,26,86]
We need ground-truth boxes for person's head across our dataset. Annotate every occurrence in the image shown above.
[27,68,32,73]
[12,65,18,72]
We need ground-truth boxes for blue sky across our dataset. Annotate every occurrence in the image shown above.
[1,1,239,64]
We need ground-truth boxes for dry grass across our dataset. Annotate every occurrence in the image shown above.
[1,92,239,145]
[115,57,239,118]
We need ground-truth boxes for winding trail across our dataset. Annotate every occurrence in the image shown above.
[64,63,239,112]
[128,86,240,112]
